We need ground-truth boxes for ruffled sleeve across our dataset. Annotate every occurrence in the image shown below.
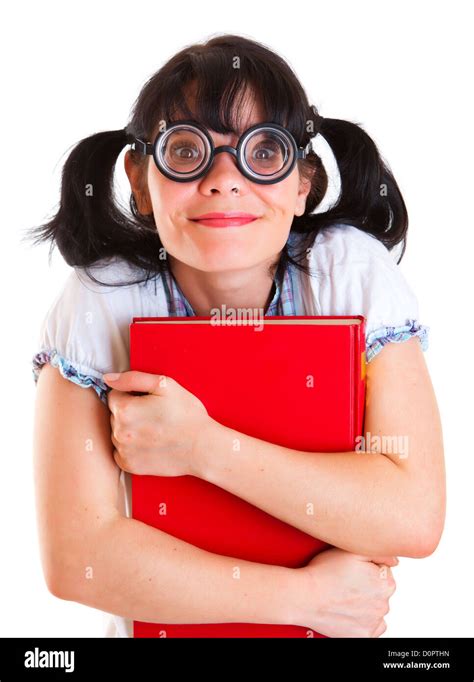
[365,319,429,362]
[32,348,110,404]
[307,223,430,362]
[31,257,151,405]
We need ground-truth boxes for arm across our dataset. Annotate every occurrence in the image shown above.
[33,363,296,625]
[195,337,446,558]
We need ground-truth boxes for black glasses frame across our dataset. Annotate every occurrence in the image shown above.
[130,120,314,185]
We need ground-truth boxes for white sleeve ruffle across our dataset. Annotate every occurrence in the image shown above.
[31,257,161,404]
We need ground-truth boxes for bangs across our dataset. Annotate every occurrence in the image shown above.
[142,50,309,145]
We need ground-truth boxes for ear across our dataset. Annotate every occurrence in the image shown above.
[124,150,153,215]
[294,171,314,217]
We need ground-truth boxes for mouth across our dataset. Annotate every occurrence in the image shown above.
[189,212,260,228]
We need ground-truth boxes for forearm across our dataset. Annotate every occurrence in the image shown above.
[62,513,299,626]
[197,421,419,557]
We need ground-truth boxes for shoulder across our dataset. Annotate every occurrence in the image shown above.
[42,255,163,339]
[309,222,398,269]
[305,223,429,361]
[32,256,168,403]
[71,256,168,324]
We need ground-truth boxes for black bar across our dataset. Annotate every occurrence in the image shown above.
[0,637,471,679]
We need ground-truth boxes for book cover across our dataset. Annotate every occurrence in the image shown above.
[130,315,366,637]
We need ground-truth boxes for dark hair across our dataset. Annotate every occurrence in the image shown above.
[22,33,409,289]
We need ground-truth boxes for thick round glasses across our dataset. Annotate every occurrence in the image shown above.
[130,120,314,185]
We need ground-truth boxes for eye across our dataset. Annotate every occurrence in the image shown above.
[169,142,200,160]
[253,142,280,160]
[248,137,285,170]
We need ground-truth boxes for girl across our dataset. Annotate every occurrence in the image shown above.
[28,33,445,638]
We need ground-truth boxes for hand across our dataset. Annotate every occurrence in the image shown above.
[103,371,212,477]
[293,547,398,637]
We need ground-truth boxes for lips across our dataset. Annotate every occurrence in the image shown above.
[190,212,260,228]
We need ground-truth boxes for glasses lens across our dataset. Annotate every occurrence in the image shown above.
[243,128,293,178]
[157,126,210,177]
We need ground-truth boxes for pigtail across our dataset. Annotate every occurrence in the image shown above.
[22,128,162,283]
[305,116,409,262]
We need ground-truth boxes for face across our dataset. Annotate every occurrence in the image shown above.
[125,96,312,274]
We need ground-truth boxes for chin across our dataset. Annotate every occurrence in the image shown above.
[192,245,259,270]
[196,258,256,273]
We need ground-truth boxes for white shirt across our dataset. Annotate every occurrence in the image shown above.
[31,223,429,637]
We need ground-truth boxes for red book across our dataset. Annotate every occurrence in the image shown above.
[130,314,366,637]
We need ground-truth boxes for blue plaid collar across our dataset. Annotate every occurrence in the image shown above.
[161,262,297,317]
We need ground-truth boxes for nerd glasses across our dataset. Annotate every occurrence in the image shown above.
[130,120,314,185]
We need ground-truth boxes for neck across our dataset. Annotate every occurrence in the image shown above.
[168,255,280,317]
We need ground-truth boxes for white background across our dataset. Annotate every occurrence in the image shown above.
[1,0,472,637]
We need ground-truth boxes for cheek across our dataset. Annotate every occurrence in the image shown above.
[147,171,180,209]
[258,175,299,213]
[147,174,195,226]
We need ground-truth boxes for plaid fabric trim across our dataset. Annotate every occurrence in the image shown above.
[366,320,430,362]
[161,263,298,317]
[32,349,109,405]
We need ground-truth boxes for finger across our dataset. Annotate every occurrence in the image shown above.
[103,370,171,396]
[110,427,118,449]
[371,620,387,637]
[112,447,127,471]
[107,388,136,416]
[369,556,399,567]
[378,566,396,588]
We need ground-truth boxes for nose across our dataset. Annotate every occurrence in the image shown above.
[199,146,245,193]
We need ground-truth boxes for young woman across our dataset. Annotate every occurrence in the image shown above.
[28,33,445,638]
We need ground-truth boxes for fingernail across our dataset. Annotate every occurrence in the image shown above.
[104,373,120,381]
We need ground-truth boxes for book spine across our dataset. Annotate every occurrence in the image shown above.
[357,319,367,441]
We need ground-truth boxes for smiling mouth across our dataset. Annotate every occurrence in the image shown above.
[189,216,260,228]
